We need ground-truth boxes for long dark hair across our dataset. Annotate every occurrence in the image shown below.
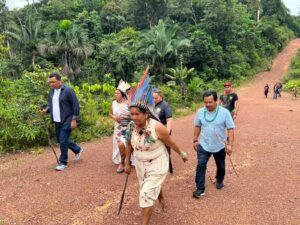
[117,89,128,100]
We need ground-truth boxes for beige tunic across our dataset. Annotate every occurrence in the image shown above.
[131,118,169,208]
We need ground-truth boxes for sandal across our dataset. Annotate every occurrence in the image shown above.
[116,165,125,173]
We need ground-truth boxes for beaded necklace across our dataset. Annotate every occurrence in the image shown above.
[204,106,219,122]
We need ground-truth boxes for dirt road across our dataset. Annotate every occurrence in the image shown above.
[1,39,300,225]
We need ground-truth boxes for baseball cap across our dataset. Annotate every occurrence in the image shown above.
[224,82,232,87]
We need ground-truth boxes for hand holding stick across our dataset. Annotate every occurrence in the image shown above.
[40,114,59,164]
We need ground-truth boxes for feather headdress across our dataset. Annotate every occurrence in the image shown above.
[130,66,159,120]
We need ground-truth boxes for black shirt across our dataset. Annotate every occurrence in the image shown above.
[154,100,172,125]
[220,93,238,112]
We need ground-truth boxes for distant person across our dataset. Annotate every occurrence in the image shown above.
[292,86,298,99]
[277,82,283,97]
[264,84,270,98]
[219,82,239,120]
[40,72,84,171]
[273,83,279,99]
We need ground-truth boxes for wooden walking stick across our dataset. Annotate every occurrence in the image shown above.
[118,174,129,215]
[41,115,60,164]
[214,130,239,177]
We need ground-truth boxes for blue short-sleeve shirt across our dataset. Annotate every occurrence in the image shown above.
[194,106,235,153]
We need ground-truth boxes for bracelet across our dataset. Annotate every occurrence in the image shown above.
[193,140,198,143]
[180,151,187,158]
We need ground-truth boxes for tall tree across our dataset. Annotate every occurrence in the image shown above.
[125,0,168,29]
[138,20,190,78]
[5,15,42,68]
[39,20,93,79]
[100,1,125,34]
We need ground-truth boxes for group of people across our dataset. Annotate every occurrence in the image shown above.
[264,82,298,99]
[40,72,239,225]
[266,82,282,99]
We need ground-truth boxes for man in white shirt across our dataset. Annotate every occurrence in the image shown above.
[40,72,83,171]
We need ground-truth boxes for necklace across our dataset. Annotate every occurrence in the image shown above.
[204,106,219,122]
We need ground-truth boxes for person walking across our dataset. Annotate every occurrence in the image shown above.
[193,90,235,198]
[273,83,279,99]
[124,81,188,225]
[219,82,239,120]
[40,72,83,171]
[264,84,270,98]
[109,80,131,173]
[292,86,298,99]
[153,88,174,173]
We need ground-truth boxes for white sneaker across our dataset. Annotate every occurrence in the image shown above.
[74,147,84,161]
[55,164,67,171]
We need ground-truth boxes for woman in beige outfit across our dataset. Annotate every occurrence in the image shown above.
[125,105,188,225]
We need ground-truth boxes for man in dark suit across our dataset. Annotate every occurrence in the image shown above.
[40,72,83,171]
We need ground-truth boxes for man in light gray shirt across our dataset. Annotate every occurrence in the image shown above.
[193,90,235,198]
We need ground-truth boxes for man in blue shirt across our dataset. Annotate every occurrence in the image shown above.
[193,90,235,198]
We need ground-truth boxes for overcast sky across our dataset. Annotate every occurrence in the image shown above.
[5,0,300,16]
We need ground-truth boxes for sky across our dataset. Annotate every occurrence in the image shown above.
[5,0,300,16]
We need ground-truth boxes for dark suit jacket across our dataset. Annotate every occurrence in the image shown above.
[47,84,80,124]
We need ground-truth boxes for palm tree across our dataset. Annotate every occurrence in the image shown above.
[39,20,93,79]
[166,55,195,96]
[138,19,190,77]
[5,16,42,68]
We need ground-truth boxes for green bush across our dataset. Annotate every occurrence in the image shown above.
[0,69,116,153]
[284,49,300,88]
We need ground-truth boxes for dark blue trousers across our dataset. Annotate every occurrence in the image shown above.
[55,123,80,165]
[195,145,226,191]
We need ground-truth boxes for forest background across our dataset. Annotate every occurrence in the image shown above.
[0,0,299,152]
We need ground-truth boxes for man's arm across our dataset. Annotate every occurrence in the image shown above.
[70,89,80,120]
[40,91,51,116]
[234,94,239,114]
[164,103,173,133]
[69,88,80,129]
[193,126,201,151]
[226,128,234,155]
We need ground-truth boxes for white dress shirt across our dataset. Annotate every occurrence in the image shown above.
[52,88,61,122]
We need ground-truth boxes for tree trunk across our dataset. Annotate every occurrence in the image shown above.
[62,51,70,77]
[6,39,13,59]
[32,50,36,69]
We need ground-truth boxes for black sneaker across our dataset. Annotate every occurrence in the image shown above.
[193,189,205,199]
[216,181,224,189]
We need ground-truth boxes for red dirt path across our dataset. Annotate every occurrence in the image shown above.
[1,39,300,225]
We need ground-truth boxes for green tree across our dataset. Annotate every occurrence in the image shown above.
[138,20,190,78]
[5,15,42,68]
[0,33,8,61]
[74,10,102,44]
[0,0,8,30]
[96,27,140,81]
[125,0,168,29]
[166,64,195,96]
[100,1,125,33]
[39,20,93,79]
